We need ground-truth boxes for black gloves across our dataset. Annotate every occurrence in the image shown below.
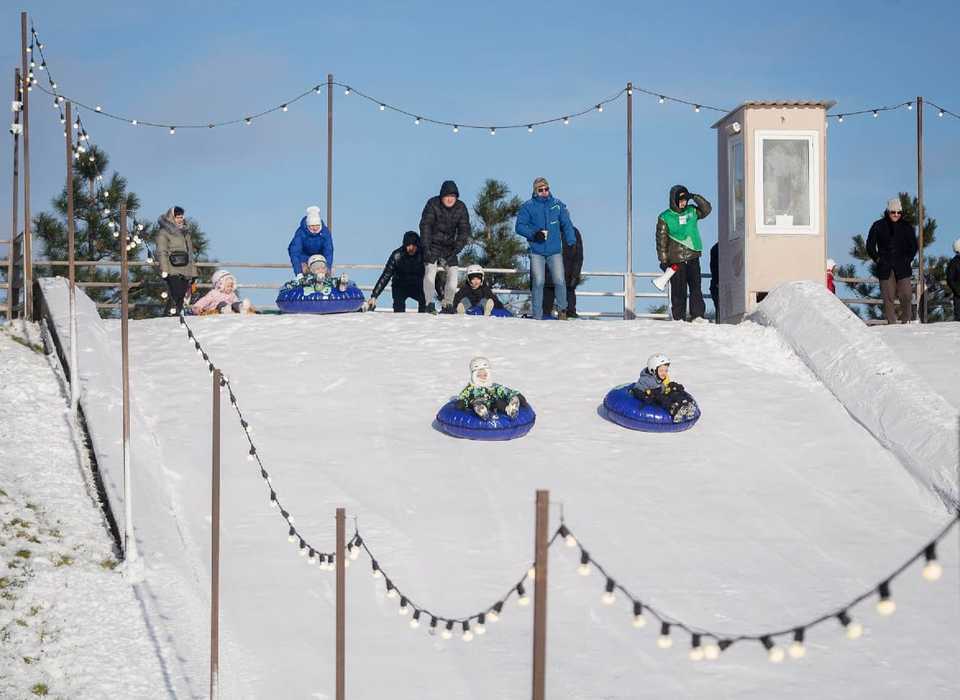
[659,262,670,272]
[670,382,685,393]
[533,230,548,243]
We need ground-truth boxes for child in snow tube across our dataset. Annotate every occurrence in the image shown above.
[436,357,535,440]
[191,269,258,315]
[603,353,699,431]
[276,254,364,314]
[453,265,508,316]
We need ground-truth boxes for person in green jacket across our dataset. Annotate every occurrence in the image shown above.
[655,185,711,321]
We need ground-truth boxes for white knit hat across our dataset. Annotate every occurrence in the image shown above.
[826,258,836,271]
[211,269,235,289]
[886,197,903,213]
[305,205,322,227]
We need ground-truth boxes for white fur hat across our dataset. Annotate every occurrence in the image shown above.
[305,205,322,227]
[886,197,903,213]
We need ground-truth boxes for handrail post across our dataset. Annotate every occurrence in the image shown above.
[8,68,21,320]
[915,95,925,323]
[20,12,33,320]
[327,73,334,235]
[624,82,636,320]
[66,101,79,414]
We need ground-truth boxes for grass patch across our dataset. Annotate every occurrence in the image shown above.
[0,487,7,497]
[0,577,10,589]
[15,549,31,559]
[23,656,38,665]
[29,605,42,616]
[99,558,118,571]
[9,518,31,528]
[25,503,39,512]
[31,683,49,696]
[15,618,27,627]
[54,555,73,567]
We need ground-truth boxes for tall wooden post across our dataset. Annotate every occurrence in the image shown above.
[210,369,222,700]
[119,202,139,564]
[624,83,635,320]
[532,490,549,700]
[327,73,334,234]
[915,95,926,323]
[8,69,21,320]
[336,507,346,700]
[20,12,33,320]
[66,102,79,414]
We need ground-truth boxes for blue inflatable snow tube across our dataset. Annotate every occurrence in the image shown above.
[602,384,700,432]
[276,283,365,314]
[465,305,514,318]
[435,399,536,440]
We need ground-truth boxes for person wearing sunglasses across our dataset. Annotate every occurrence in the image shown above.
[515,177,578,320]
[866,197,918,324]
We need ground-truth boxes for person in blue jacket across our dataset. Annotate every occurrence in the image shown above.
[515,177,578,320]
[288,205,334,276]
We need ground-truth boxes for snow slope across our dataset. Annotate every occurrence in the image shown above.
[0,326,169,699]
[877,322,960,412]
[39,278,959,699]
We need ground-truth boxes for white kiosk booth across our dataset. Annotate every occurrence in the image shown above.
[712,101,833,322]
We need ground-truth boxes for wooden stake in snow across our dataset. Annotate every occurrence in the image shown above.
[532,490,549,700]
[119,202,140,567]
[336,506,346,700]
[210,368,222,700]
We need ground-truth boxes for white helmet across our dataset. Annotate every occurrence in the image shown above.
[954,238,960,254]
[307,254,327,273]
[465,264,484,281]
[469,356,492,387]
[647,353,670,374]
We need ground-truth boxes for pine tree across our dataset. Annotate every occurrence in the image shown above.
[838,192,950,321]
[461,180,526,296]
[34,145,212,318]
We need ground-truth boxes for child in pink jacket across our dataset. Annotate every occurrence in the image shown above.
[191,270,256,315]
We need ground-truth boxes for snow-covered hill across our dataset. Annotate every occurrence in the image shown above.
[29,279,960,699]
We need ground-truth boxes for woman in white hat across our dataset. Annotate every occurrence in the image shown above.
[288,205,334,276]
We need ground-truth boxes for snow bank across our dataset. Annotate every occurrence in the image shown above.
[750,281,959,510]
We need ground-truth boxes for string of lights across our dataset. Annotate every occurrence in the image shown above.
[558,516,958,662]
[925,99,959,121]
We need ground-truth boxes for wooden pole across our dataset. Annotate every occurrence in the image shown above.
[20,12,32,321]
[8,68,21,320]
[210,368,222,700]
[119,202,139,564]
[624,83,635,320]
[327,73,334,234]
[532,490,549,700]
[336,507,345,700]
[66,102,79,415]
[916,95,926,323]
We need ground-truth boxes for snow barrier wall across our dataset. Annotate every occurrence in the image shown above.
[750,281,959,511]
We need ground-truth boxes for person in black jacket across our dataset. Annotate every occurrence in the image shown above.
[453,265,505,315]
[866,197,918,324]
[709,242,720,323]
[948,238,960,322]
[542,227,584,318]
[419,180,471,313]
[366,231,427,312]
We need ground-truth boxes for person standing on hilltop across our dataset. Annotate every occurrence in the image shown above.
[656,185,711,322]
[419,180,471,313]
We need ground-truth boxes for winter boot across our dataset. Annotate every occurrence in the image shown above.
[337,274,350,292]
[505,395,520,419]
[472,402,490,420]
[456,303,467,315]
[558,310,568,321]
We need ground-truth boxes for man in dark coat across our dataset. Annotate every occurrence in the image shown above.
[708,242,720,323]
[367,231,427,312]
[419,180,471,312]
[542,227,584,318]
[947,238,960,322]
[656,185,711,321]
[866,197,918,324]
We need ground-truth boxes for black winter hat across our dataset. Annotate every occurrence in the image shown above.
[669,185,690,212]
[439,180,460,198]
[402,230,420,247]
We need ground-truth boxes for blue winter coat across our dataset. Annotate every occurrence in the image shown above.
[288,217,334,275]
[515,195,577,257]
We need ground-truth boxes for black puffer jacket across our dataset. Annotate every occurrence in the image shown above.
[542,227,584,288]
[866,214,918,280]
[370,231,425,299]
[947,254,960,297]
[419,180,471,265]
[655,185,712,266]
[452,280,505,310]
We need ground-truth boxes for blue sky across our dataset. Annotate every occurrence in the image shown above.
[2,0,958,309]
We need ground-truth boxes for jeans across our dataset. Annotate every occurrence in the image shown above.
[530,253,565,319]
[423,263,459,309]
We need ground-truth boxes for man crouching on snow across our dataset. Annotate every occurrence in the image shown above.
[631,353,696,423]
[457,357,527,420]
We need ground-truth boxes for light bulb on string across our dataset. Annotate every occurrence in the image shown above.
[461,621,473,642]
[245,118,252,125]
[281,104,288,112]
[95,105,101,112]
[169,127,176,135]
[657,622,672,649]
[307,549,317,565]
[838,115,844,123]
[314,85,321,94]
[938,109,944,118]
[788,628,806,659]
[343,87,351,96]
[475,613,486,635]
[601,578,616,605]
[922,543,943,580]
[489,127,496,136]
[517,582,530,606]
[907,102,913,110]
[694,105,701,113]
[488,601,503,622]
[837,611,863,639]
[398,597,410,615]
[689,634,704,661]
[760,636,784,663]
[409,610,421,629]
[527,125,533,133]
[873,110,879,118]
[703,640,721,660]
[563,116,570,125]
[658,95,665,104]
[385,580,398,599]
[452,125,459,133]
[441,621,453,640]
[596,104,603,113]
[414,117,420,125]
[876,581,896,616]
[287,527,296,543]
[632,601,647,628]
[371,559,382,578]
[577,550,591,576]
[379,104,385,111]
[131,119,138,125]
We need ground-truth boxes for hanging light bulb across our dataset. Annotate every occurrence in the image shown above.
[694,105,701,113]
[475,613,486,635]
[564,531,576,548]
[281,104,288,112]
[379,104,385,111]
[906,102,913,110]
[577,550,590,576]
[386,581,398,599]
[344,87,351,96]
[409,610,421,629]
[527,125,533,133]
[307,549,317,565]
[761,636,785,663]
[689,634,704,661]
[658,95,665,104]
[169,127,176,135]
[95,105,102,112]
[489,127,496,135]
[563,116,570,125]
[461,621,473,642]
[632,601,647,628]
[160,291,168,299]
[349,544,360,561]
[923,543,943,580]
[488,602,503,623]
[452,125,459,133]
[398,597,410,615]
[441,620,453,640]
[527,566,536,580]
[838,114,844,123]
[245,117,252,125]
[517,583,530,606]
[656,622,672,649]
[287,527,296,543]
[414,116,420,125]
[703,640,721,660]
[371,560,382,578]
[876,581,896,616]
[596,104,603,113]
[873,110,879,118]
[937,109,944,118]
[837,611,863,639]
[789,628,806,659]
[39,62,46,71]
[601,578,616,605]
[131,119,137,125]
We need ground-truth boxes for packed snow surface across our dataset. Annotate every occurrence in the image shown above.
[34,278,960,698]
